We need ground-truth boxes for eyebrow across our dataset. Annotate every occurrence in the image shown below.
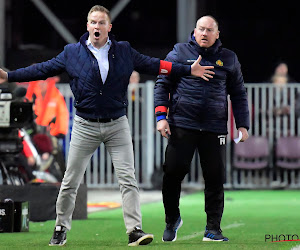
[89,18,106,23]
[198,26,214,30]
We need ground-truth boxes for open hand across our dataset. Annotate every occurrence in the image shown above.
[191,55,215,81]
[0,68,8,84]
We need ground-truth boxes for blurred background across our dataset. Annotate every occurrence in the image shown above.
[1,0,300,190]
[1,0,299,83]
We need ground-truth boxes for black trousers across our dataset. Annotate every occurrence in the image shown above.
[162,126,226,230]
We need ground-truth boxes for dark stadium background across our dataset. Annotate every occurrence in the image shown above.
[4,0,299,83]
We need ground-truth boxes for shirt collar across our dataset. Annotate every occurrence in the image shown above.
[86,36,111,49]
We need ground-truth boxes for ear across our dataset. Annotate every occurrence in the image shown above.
[216,30,220,39]
[108,23,112,32]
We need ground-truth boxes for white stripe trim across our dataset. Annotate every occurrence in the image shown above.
[291,245,300,250]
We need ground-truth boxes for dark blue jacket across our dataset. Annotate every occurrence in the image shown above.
[154,36,249,134]
[8,32,190,119]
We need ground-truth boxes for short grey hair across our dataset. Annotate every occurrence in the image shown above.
[87,5,111,23]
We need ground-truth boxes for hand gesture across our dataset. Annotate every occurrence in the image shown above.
[0,68,8,84]
[191,55,215,81]
[157,119,171,139]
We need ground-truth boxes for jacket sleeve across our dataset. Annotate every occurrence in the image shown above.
[130,43,190,77]
[8,50,66,83]
[154,45,180,121]
[227,53,250,130]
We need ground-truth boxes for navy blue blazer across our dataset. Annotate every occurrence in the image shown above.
[8,32,191,119]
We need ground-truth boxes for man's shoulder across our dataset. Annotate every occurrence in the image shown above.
[219,47,237,57]
[173,42,190,49]
[113,40,131,49]
[171,42,193,55]
[218,48,241,70]
[110,40,135,57]
[64,41,81,50]
[62,42,87,58]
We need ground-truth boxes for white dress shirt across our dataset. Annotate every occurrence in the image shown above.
[86,37,111,83]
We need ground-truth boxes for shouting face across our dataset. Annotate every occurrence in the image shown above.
[87,11,112,48]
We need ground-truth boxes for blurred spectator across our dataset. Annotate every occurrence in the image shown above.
[25,76,69,177]
[261,73,292,137]
[128,71,140,101]
[25,76,69,138]
[128,71,145,180]
[129,70,140,84]
[269,62,296,83]
[271,74,290,116]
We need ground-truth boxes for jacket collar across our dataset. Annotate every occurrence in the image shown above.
[189,32,222,55]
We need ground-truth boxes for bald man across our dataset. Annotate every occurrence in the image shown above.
[155,15,249,242]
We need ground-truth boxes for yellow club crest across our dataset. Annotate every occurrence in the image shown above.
[216,59,223,66]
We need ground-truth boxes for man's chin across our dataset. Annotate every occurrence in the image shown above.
[200,43,209,48]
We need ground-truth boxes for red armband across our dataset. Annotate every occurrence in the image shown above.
[155,106,168,114]
[159,60,172,75]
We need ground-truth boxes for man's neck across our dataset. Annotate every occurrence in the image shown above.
[92,37,108,49]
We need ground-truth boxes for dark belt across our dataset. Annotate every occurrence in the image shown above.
[84,117,118,123]
[82,117,118,123]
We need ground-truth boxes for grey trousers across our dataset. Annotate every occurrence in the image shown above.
[55,115,141,234]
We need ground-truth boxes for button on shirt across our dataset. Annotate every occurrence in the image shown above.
[86,37,111,83]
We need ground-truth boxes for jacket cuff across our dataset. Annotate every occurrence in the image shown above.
[156,115,166,122]
[7,72,12,82]
[236,125,249,131]
[170,64,191,77]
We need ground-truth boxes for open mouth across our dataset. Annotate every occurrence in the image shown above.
[95,32,100,37]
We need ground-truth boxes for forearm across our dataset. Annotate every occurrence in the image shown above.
[154,76,172,121]
[154,84,169,122]
[232,99,250,130]
[8,63,62,82]
[8,52,65,82]
[164,61,191,78]
[132,47,190,77]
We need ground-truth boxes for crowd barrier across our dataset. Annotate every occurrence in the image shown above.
[57,82,300,189]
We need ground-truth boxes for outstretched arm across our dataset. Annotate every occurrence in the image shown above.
[0,50,66,84]
[130,44,214,80]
